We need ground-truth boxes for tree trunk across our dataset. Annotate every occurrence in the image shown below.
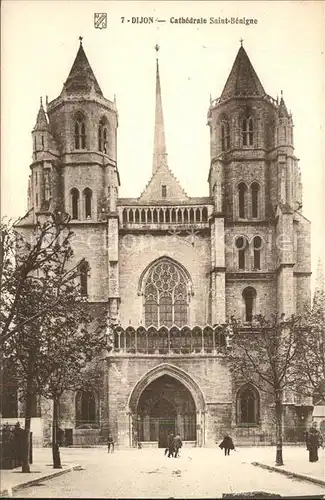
[275,395,284,466]
[52,397,62,469]
[22,352,34,473]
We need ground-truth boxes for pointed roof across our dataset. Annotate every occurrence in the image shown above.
[220,45,265,101]
[139,162,188,203]
[278,92,289,118]
[33,98,49,131]
[152,51,167,174]
[62,38,103,96]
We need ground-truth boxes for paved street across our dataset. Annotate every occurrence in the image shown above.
[12,447,325,498]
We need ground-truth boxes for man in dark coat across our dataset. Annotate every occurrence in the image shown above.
[107,433,115,453]
[306,425,322,462]
[173,433,182,458]
[219,434,235,456]
[167,431,175,458]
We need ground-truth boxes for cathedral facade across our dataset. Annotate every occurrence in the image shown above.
[17,40,312,447]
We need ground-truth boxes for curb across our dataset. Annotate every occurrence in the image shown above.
[252,461,325,488]
[0,463,79,497]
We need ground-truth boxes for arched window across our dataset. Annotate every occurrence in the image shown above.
[83,188,92,219]
[251,182,260,218]
[221,119,230,151]
[143,259,190,328]
[236,384,260,425]
[238,183,248,218]
[78,260,89,297]
[242,287,256,322]
[74,114,86,149]
[98,117,109,153]
[71,188,80,220]
[75,391,97,427]
[242,117,254,146]
[235,237,248,270]
[253,236,262,270]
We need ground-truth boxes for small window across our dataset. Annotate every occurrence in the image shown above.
[41,136,44,149]
[74,114,86,150]
[83,188,92,219]
[242,117,254,147]
[251,183,259,218]
[35,172,38,185]
[162,185,167,198]
[238,183,247,218]
[242,286,256,322]
[253,236,262,270]
[221,120,230,151]
[35,193,38,206]
[236,237,248,270]
[79,260,89,297]
[71,188,80,220]
[98,117,108,153]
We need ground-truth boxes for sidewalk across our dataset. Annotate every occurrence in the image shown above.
[0,448,79,498]
[252,446,325,488]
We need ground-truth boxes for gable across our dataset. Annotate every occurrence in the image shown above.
[139,163,188,203]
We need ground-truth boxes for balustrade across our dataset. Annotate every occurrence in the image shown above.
[112,325,227,355]
[120,206,209,226]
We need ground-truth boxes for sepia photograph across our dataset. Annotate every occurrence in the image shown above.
[1,1,324,498]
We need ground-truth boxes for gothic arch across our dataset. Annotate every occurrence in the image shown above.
[137,256,193,296]
[127,363,206,414]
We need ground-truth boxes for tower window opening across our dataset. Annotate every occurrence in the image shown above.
[162,185,167,198]
[34,136,36,150]
[35,193,38,207]
[238,183,247,218]
[71,188,80,220]
[35,172,38,185]
[242,286,256,322]
[251,182,260,218]
[79,260,89,297]
[236,237,248,270]
[98,117,109,153]
[253,236,262,270]
[74,114,86,149]
[41,135,44,149]
[83,188,92,219]
[221,120,230,151]
[242,117,254,147]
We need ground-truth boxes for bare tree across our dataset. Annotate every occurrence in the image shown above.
[227,314,302,466]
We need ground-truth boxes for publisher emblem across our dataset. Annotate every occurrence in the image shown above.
[94,13,107,29]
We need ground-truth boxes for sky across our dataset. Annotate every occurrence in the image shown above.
[1,0,324,291]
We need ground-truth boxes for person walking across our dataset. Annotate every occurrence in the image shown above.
[219,434,235,456]
[306,425,322,462]
[107,433,115,453]
[167,431,175,458]
[173,433,183,458]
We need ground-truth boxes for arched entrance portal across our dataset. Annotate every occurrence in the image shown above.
[137,375,196,447]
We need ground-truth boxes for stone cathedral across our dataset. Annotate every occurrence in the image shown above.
[13,40,313,447]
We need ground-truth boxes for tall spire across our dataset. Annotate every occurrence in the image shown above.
[220,45,265,102]
[33,97,49,131]
[152,44,167,174]
[62,37,103,96]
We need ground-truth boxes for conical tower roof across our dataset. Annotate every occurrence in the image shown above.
[62,38,103,96]
[33,99,49,131]
[278,93,289,118]
[220,45,265,101]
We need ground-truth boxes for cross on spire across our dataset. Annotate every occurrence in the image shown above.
[79,36,83,46]
[240,38,244,47]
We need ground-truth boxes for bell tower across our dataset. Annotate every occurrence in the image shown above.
[207,42,311,321]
